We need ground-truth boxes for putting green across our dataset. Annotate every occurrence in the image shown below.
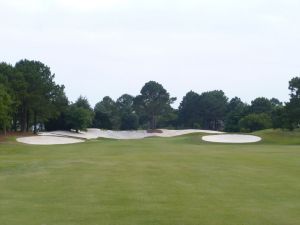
[0,129,300,225]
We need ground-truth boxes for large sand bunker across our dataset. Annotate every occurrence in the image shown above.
[17,130,261,145]
[17,136,85,145]
[17,129,224,145]
[41,128,224,140]
[202,134,262,143]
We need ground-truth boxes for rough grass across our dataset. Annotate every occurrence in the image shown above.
[0,130,299,225]
[253,129,300,145]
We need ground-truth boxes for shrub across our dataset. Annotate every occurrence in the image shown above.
[239,113,272,132]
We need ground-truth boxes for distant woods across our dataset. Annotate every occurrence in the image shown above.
[0,59,299,134]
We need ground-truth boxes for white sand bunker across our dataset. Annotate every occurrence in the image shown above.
[41,128,224,140]
[17,136,84,145]
[202,134,261,143]
[17,129,224,145]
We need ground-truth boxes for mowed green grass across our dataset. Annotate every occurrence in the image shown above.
[0,130,300,225]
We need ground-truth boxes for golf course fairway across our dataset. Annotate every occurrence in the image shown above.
[0,129,300,225]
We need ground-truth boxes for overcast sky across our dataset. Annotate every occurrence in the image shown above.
[0,0,299,107]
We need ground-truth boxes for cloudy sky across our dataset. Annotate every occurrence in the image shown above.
[0,0,299,107]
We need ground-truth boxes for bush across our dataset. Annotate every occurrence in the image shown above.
[65,105,93,132]
[239,113,272,132]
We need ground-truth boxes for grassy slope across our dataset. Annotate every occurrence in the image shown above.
[253,129,300,145]
[0,130,299,225]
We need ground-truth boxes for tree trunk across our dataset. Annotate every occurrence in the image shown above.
[13,114,17,132]
[33,111,37,134]
[21,106,27,133]
[151,114,156,130]
[26,110,30,132]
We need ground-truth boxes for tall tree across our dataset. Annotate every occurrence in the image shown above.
[286,77,300,129]
[157,108,178,129]
[74,96,93,111]
[116,94,138,130]
[0,63,23,131]
[289,77,300,98]
[178,91,202,128]
[199,90,228,130]
[93,96,120,130]
[0,84,12,135]
[134,81,176,130]
[270,98,283,108]
[250,97,272,114]
[15,59,64,133]
[224,97,248,132]
[271,106,292,130]
[65,104,93,133]
[44,85,69,131]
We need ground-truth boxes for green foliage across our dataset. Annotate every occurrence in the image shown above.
[285,77,300,129]
[271,106,293,130]
[198,90,228,130]
[250,97,272,114]
[135,81,176,129]
[0,58,299,134]
[225,97,284,132]
[43,85,69,131]
[239,113,272,132]
[0,84,12,134]
[65,104,93,132]
[178,91,202,128]
[93,96,120,130]
[117,94,138,130]
[120,113,139,130]
[74,95,93,111]
[270,98,283,107]
[0,63,21,131]
[116,94,135,112]
[289,77,300,98]
[14,59,68,132]
[224,97,248,132]
[0,60,69,133]
[178,90,228,130]
[157,108,178,129]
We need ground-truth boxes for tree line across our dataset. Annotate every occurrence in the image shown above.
[0,59,299,134]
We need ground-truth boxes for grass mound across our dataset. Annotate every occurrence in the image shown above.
[253,129,300,145]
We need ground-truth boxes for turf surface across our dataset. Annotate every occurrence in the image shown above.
[0,130,300,225]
